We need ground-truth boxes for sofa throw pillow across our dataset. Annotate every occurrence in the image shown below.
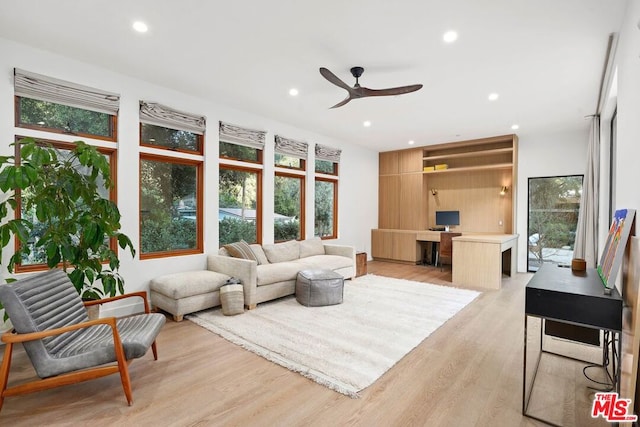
[249,244,269,265]
[262,240,300,263]
[299,237,325,258]
[224,240,258,262]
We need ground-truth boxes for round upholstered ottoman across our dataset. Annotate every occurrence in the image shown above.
[295,269,344,307]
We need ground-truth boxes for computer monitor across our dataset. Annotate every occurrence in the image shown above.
[435,210,460,231]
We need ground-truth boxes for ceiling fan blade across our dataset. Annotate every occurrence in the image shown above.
[330,96,352,109]
[361,84,423,97]
[319,67,353,92]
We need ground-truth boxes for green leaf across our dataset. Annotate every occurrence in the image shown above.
[0,167,16,192]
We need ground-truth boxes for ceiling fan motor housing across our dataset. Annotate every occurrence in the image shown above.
[350,66,364,78]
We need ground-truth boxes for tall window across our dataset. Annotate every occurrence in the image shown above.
[527,175,583,271]
[13,69,120,271]
[314,144,340,239]
[274,135,307,241]
[139,102,205,258]
[219,122,266,245]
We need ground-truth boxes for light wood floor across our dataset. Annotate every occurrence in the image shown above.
[0,261,611,426]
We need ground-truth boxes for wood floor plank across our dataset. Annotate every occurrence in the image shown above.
[0,261,610,426]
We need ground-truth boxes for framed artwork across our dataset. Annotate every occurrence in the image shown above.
[598,208,636,289]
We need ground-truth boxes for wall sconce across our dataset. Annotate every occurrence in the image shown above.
[431,188,438,196]
[500,186,509,196]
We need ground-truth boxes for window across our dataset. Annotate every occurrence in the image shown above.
[219,122,266,245]
[274,135,307,241]
[140,155,202,256]
[315,178,337,238]
[527,175,583,271]
[15,139,116,270]
[274,174,304,241]
[219,166,261,245]
[315,159,338,175]
[219,122,265,164]
[314,144,341,239]
[14,68,119,141]
[12,70,120,271]
[139,101,206,258]
[141,124,201,153]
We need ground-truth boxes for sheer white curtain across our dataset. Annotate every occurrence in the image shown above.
[574,116,600,267]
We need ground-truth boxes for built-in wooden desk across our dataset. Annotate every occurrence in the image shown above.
[452,234,518,290]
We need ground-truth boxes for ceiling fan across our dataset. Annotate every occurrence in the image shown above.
[319,66,423,109]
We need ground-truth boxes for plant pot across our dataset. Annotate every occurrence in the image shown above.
[85,304,100,320]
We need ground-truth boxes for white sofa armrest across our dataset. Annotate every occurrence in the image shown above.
[323,244,355,259]
[207,255,258,307]
[323,244,356,277]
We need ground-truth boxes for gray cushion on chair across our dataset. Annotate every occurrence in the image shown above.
[0,269,165,379]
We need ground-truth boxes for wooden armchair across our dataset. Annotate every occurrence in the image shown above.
[0,269,166,412]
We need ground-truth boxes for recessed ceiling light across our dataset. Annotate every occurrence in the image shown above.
[511,124,520,130]
[443,31,458,43]
[363,120,372,127]
[288,88,299,96]
[488,93,499,101]
[408,140,415,145]
[132,21,148,33]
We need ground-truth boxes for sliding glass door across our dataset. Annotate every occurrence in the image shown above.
[527,175,583,272]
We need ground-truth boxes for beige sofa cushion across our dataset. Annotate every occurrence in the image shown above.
[249,243,270,265]
[262,240,300,263]
[150,270,229,299]
[299,237,325,258]
[294,255,353,271]
[256,262,304,286]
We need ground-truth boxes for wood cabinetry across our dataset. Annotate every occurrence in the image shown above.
[371,229,420,263]
[375,134,517,264]
[378,148,425,230]
[422,135,516,174]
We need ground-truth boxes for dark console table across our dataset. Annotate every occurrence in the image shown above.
[523,263,623,426]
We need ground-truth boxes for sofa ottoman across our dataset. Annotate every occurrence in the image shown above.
[150,270,230,321]
[295,269,344,307]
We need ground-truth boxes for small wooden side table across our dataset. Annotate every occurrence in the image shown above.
[356,252,367,277]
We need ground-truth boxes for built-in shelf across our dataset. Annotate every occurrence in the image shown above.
[423,163,513,174]
[423,147,513,162]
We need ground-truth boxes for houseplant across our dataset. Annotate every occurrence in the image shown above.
[0,137,135,308]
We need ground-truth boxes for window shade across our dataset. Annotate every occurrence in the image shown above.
[219,121,266,149]
[140,101,206,134]
[14,68,120,115]
[275,135,308,159]
[315,144,342,163]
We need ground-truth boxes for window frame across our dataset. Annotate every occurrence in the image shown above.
[13,136,118,273]
[139,122,204,155]
[315,159,339,176]
[218,163,263,245]
[274,170,305,242]
[314,175,338,240]
[526,174,583,272]
[139,152,204,259]
[15,96,118,143]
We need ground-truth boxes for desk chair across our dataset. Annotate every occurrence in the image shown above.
[438,232,461,271]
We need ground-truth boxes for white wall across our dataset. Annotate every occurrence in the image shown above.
[516,129,589,271]
[609,1,640,215]
[0,38,379,315]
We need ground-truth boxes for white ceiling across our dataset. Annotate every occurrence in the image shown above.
[0,0,628,152]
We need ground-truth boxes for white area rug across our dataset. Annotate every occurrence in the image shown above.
[187,274,480,397]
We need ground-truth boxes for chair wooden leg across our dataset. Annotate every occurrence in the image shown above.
[151,341,158,361]
[113,343,133,405]
[0,342,14,412]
